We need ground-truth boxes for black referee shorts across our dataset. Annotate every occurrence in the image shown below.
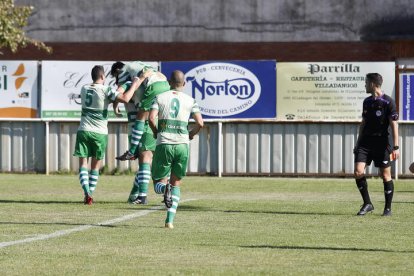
[354,136,392,168]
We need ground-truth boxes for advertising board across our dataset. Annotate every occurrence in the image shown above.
[0,61,38,118]
[161,61,276,119]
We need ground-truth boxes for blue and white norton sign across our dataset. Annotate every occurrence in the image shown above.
[161,61,276,119]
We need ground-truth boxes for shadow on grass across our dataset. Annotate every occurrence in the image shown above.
[176,205,349,216]
[223,210,349,216]
[0,221,119,228]
[0,199,120,205]
[116,205,352,217]
[394,201,414,204]
[241,245,414,253]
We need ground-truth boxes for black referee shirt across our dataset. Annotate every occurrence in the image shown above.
[361,93,398,137]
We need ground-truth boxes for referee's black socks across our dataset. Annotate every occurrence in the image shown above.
[356,177,372,205]
[383,180,394,210]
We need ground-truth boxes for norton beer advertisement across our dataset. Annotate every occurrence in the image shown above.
[161,60,277,119]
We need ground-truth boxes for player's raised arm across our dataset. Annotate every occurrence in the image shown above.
[116,77,143,104]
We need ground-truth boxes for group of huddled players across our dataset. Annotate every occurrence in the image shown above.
[73,62,203,229]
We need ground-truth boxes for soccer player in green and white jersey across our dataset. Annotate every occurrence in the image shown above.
[110,61,170,161]
[114,80,156,204]
[110,61,169,204]
[149,70,204,229]
[73,65,141,205]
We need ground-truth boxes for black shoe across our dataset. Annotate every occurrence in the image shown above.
[132,196,148,205]
[116,151,136,161]
[357,203,374,216]
[164,183,173,208]
[382,208,392,216]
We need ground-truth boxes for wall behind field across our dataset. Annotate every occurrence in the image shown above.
[14,0,414,43]
[4,1,414,61]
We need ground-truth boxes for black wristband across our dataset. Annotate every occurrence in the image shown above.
[393,146,399,150]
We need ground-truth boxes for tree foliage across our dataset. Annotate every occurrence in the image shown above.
[0,0,51,53]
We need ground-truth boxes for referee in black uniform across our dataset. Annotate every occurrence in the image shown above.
[353,73,399,216]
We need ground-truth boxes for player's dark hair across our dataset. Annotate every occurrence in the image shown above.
[91,65,105,82]
[110,61,125,77]
[169,70,185,88]
[366,73,383,87]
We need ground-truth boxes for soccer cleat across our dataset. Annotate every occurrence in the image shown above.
[84,194,93,205]
[357,203,374,216]
[132,196,148,205]
[115,150,136,161]
[382,208,392,216]
[163,183,173,208]
[127,195,138,204]
[165,223,174,229]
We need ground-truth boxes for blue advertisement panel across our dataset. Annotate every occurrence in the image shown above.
[401,73,414,120]
[161,60,276,119]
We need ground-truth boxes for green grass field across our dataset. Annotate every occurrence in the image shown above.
[0,174,413,275]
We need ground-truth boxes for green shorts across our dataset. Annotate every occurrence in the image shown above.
[139,122,156,152]
[73,130,108,160]
[139,81,170,111]
[151,143,189,180]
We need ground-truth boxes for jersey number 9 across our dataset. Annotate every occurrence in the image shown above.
[170,98,180,118]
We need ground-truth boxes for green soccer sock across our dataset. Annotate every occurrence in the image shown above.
[79,167,90,196]
[129,171,140,201]
[165,186,181,224]
[138,163,151,197]
[129,120,145,154]
[88,170,99,195]
[128,134,140,156]
[154,182,166,194]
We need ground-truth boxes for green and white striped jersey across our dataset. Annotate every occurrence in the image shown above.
[117,61,166,87]
[78,83,119,134]
[120,81,143,116]
[117,61,155,85]
[151,90,200,145]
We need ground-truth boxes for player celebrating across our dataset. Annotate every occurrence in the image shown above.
[114,79,155,204]
[110,61,170,204]
[110,61,170,161]
[149,70,204,229]
[353,73,399,216]
[73,65,141,204]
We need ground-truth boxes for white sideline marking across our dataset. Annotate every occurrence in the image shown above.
[0,199,196,249]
